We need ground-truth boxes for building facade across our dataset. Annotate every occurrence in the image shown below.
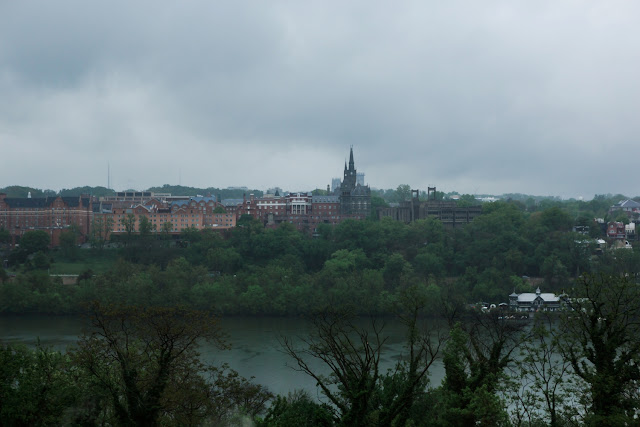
[377,188,482,228]
[236,192,361,233]
[105,196,236,237]
[337,147,371,216]
[0,193,94,246]
[509,287,566,312]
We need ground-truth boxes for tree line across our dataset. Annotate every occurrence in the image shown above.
[2,197,640,316]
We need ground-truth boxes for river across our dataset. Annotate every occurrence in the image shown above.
[0,315,447,398]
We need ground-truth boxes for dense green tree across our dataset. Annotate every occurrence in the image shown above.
[31,251,51,270]
[259,390,334,426]
[0,227,10,245]
[433,323,510,426]
[394,184,412,203]
[19,230,50,254]
[58,186,115,198]
[0,186,55,198]
[283,293,441,426]
[0,343,79,425]
[72,303,246,425]
[207,247,242,274]
[369,194,388,219]
[89,216,114,251]
[59,228,80,260]
[558,274,640,425]
[120,214,136,247]
[456,194,479,207]
[138,215,153,239]
[432,307,525,426]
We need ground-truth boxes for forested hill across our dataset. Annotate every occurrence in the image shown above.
[145,185,263,199]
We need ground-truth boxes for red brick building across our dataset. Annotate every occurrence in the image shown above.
[607,221,626,240]
[0,193,94,246]
[237,192,364,233]
[106,196,236,237]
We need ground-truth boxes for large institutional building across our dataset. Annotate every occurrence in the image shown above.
[236,148,371,233]
[377,188,482,228]
[0,148,374,246]
[0,193,93,246]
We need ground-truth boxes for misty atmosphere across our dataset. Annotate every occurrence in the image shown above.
[2,1,640,426]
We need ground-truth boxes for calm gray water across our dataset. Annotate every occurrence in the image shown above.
[0,315,446,398]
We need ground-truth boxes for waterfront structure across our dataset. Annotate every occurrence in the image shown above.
[508,287,566,312]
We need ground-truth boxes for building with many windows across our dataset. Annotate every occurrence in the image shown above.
[0,193,94,246]
[104,196,236,237]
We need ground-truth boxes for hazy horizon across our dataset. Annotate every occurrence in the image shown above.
[2,2,639,199]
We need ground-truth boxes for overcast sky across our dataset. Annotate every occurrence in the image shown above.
[1,1,639,198]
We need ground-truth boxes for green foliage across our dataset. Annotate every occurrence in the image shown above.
[0,227,10,244]
[145,184,263,199]
[31,251,51,270]
[259,390,334,426]
[57,186,115,198]
[89,216,114,250]
[395,184,412,202]
[0,342,79,425]
[138,215,153,238]
[59,229,80,260]
[282,297,442,427]
[559,274,640,423]
[71,303,262,425]
[0,185,56,198]
[456,194,479,207]
[369,194,388,219]
[19,230,50,254]
[2,194,636,319]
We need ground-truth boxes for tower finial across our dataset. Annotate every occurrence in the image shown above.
[349,146,355,170]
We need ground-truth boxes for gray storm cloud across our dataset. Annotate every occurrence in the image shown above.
[1,1,639,197]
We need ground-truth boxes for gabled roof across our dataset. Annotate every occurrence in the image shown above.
[171,196,217,208]
[517,293,560,303]
[350,185,371,196]
[617,199,640,208]
[312,195,339,203]
[221,199,243,207]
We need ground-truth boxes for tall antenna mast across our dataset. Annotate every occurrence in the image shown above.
[107,162,111,189]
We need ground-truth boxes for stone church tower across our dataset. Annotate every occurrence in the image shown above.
[338,147,371,216]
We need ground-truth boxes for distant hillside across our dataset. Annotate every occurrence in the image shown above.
[0,185,261,200]
[145,184,263,199]
[0,186,56,198]
[58,186,116,198]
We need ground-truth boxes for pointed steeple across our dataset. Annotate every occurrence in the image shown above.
[349,146,355,171]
